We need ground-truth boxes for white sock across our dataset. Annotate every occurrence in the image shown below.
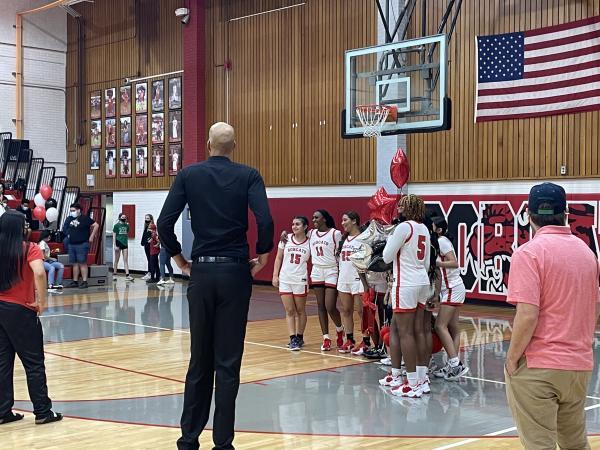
[323,334,330,340]
[449,357,460,367]
[407,372,418,387]
[416,366,427,381]
[335,326,344,332]
[391,368,402,378]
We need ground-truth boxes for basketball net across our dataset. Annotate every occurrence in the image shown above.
[355,104,391,138]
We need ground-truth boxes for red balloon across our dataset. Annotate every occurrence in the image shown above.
[33,206,46,221]
[432,331,443,354]
[40,185,53,201]
[380,325,390,337]
[390,147,410,189]
[367,187,399,225]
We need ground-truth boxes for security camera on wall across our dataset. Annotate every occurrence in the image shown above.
[175,7,190,24]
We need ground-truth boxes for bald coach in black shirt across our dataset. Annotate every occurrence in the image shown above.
[157,122,274,450]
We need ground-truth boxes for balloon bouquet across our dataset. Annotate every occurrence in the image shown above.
[32,185,60,224]
[349,148,409,340]
[351,148,443,356]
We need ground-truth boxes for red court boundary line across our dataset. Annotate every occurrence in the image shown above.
[44,350,185,384]
[24,340,509,403]
[12,410,600,439]
[17,360,370,403]
[16,408,593,440]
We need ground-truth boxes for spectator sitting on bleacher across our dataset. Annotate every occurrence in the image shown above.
[37,231,64,290]
[61,203,99,289]
[16,199,32,223]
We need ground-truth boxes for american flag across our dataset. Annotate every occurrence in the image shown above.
[475,16,600,122]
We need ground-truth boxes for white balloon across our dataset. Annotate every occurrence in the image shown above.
[34,193,46,207]
[46,207,59,223]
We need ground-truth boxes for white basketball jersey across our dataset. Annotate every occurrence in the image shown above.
[338,235,362,284]
[310,228,342,268]
[384,221,430,287]
[438,236,464,290]
[278,234,310,284]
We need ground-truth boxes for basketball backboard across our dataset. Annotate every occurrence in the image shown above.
[342,34,450,138]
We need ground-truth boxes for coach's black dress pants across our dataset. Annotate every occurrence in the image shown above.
[0,301,52,419]
[177,262,252,450]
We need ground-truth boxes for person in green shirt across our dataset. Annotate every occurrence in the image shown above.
[113,213,133,281]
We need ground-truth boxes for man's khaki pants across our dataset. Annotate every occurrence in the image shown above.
[505,357,592,450]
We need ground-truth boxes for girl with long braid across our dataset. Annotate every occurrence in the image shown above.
[380,195,431,398]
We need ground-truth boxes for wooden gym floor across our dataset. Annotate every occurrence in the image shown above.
[3,278,600,449]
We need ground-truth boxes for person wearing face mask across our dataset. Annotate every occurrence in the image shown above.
[16,199,32,223]
[113,214,133,282]
[140,214,155,281]
[61,203,99,289]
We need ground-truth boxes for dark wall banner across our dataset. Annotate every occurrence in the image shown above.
[424,194,599,302]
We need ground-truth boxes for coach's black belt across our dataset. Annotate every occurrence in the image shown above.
[195,256,247,264]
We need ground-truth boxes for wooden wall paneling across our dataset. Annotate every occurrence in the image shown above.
[407,0,600,183]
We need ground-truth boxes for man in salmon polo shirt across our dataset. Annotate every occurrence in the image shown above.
[505,182,600,450]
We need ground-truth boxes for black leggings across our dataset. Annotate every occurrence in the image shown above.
[144,245,151,272]
[149,254,160,280]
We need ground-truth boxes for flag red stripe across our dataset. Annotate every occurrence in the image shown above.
[523,60,600,78]
[477,89,600,109]
[475,104,600,122]
[524,15,600,38]
[524,44,600,65]
[524,29,600,51]
[478,73,600,96]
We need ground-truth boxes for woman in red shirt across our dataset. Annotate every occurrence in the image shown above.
[147,223,161,283]
[0,211,62,425]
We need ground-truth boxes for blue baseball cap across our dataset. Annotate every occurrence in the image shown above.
[528,182,566,215]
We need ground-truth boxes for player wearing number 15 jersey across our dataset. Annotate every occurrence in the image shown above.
[272,216,311,351]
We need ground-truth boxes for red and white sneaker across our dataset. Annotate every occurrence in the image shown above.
[391,382,423,398]
[378,373,403,387]
[321,338,332,351]
[338,340,355,353]
[336,330,344,348]
[418,377,431,394]
[351,341,368,356]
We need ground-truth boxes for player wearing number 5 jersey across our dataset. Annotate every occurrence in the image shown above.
[381,195,431,399]
[272,216,310,351]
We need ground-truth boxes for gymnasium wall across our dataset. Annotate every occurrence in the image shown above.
[112,190,183,274]
[0,0,67,176]
[65,0,183,192]
[205,0,378,186]
[407,0,600,183]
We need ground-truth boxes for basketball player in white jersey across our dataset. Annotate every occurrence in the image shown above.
[337,211,369,354]
[380,195,431,398]
[310,210,344,351]
[280,210,344,351]
[431,216,469,381]
[272,216,311,351]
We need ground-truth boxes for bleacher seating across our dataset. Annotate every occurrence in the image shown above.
[1,131,101,280]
